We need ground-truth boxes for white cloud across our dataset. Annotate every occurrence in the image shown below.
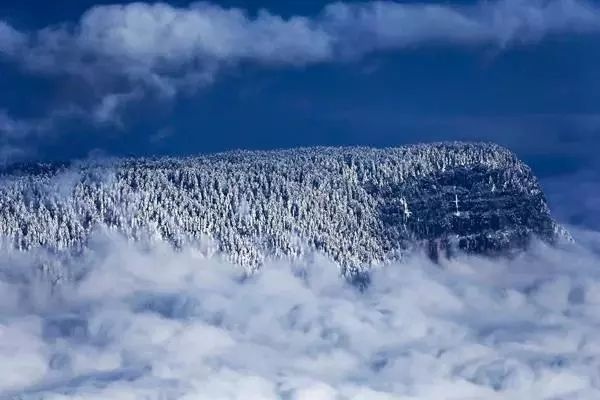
[18,0,600,73]
[0,21,26,56]
[1,229,600,398]
[92,90,143,126]
[1,0,600,126]
[324,0,600,51]
[76,3,333,67]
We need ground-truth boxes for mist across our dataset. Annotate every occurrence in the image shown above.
[0,227,599,399]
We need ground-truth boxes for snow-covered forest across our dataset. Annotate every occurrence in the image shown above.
[0,142,566,273]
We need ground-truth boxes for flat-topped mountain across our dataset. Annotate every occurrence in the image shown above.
[0,142,568,274]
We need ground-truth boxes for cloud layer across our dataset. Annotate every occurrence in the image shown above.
[1,0,600,136]
[1,230,600,399]
[4,0,600,72]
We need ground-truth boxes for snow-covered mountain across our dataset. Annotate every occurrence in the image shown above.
[0,142,568,274]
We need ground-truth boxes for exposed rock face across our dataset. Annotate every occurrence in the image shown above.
[0,142,568,273]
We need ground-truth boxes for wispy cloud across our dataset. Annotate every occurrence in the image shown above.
[0,21,25,56]
[0,108,80,163]
[0,111,42,163]
[0,0,599,130]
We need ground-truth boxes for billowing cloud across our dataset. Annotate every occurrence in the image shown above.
[76,3,333,67]
[1,230,600,398]
[0,0,599,132]
[8,0,600,73]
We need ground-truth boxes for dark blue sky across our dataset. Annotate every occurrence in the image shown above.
[0,0,599,184]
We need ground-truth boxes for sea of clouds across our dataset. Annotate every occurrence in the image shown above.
[1,226,600,399]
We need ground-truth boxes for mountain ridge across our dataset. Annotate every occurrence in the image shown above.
[0,142,569,274]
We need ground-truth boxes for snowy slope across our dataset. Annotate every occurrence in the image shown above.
[0,142,568,273]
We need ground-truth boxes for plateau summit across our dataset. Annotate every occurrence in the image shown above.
[0,142,568,274]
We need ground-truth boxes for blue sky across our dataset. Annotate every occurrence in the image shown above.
[0,0,599,184]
